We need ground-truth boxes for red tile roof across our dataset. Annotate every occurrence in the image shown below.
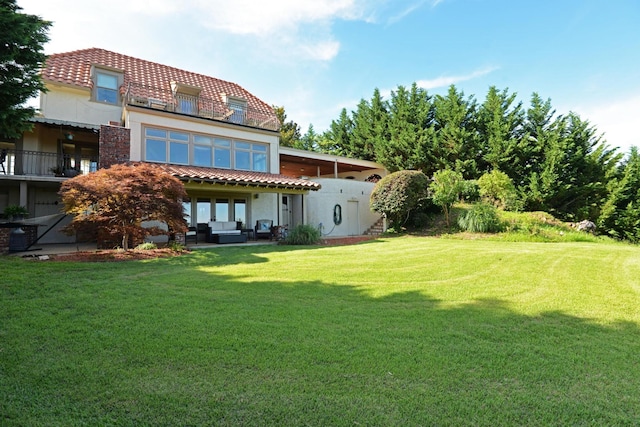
[152,163,321,191]
[43,48,275,117]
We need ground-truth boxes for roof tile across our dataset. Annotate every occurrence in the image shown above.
[151,163,321,191]
[43,48,275,117]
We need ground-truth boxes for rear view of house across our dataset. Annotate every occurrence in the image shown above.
[0,48,385,250]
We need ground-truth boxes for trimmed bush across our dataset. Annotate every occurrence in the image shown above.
[477,170,519,211]
[370,170,430,229]
[286,224,321,245]
[458,203,503,233]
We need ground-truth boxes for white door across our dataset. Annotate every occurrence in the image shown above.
[347,200,359,236]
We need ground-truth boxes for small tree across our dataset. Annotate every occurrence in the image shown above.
[429,169,465,228]
[0,1,51,139]
[59,163,188,250]
[370,170,429,229]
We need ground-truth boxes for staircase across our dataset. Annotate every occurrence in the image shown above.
[364,217,385,236]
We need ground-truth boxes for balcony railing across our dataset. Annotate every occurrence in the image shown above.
[123,82,281,132]
[0,149,98,177]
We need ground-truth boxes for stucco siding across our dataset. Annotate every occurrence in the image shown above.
[40,84,121,126]
[306,178,380,236]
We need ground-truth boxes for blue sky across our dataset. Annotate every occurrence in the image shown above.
[20,0,640,153]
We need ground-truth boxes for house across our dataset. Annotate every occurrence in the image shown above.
[0,48,386,250]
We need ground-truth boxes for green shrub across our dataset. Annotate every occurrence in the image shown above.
[135,242,158,250]
[460,179,480,202]
[370,170,430,229]
[457,203,503,233]
[169,241,186,252]
[285,224,321,245]
[477,170,520,211]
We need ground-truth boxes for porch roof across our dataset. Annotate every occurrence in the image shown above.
[152,163,321,191]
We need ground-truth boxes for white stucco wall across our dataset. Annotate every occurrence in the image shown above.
[40,84,121,125]
[305,178,380,237]
[250,193,279,227]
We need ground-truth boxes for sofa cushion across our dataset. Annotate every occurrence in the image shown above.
[208,221,237,231]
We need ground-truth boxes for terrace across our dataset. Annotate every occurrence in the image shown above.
[123,82,281,132]
[0,148,97,178]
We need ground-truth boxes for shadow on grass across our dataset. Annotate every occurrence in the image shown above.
[2,246,640,426]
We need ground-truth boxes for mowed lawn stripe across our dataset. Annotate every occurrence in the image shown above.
[1,237,640,425]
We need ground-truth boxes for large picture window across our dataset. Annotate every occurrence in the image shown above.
[144,128,189,164]
[144,126,269,172]
[214,138,231,168]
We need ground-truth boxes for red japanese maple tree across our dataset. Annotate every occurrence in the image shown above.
[59,163,188,250]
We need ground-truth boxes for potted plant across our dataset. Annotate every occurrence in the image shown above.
[3,205,29,221]
[50,165,64,176]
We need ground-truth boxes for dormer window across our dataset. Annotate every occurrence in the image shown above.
[172,81,201,115]
[222,94,247,124]
[92,66,122,105]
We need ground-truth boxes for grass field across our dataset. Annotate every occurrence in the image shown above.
[2,236,640,425]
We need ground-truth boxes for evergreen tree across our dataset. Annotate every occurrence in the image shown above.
[375,83,432,172]
[299,124,320,151]
[321,108,352,155]
[432,85,478,179]
[0,0,50,139]
[477,86,524,175]
[350,88,388,161]
[273,105,302,147]
[599,147,640,242]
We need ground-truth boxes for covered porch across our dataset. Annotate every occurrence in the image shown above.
[154,164,321,244]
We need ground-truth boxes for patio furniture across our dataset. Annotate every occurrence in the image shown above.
[207,221,247,244]
[255,219,273,239]
[185,226,197,244]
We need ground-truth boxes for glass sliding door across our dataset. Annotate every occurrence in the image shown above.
[215,199,229,222]
[197,199,211,224]
[234,199,246,228]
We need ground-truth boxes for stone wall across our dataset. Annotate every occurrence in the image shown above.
[99,124,130,169]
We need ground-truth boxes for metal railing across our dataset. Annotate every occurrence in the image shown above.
[0,149,98,177]
[124,82,280,132]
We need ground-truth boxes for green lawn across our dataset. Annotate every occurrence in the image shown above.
[2,237,640,425]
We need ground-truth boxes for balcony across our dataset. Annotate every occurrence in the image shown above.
[0,149,98,178]
[123,82,281,132]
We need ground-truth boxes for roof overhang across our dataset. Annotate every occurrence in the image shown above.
[279,146,384,177]
[29,117,101,133]
[151,163,321,191]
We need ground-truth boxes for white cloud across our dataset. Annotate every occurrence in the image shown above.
[19,0,431,63]
[573,95,640,154]
[192,0,360,36]
[416,66,500,90]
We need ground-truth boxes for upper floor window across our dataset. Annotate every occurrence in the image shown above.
[144,128,189,164]
[144,126,269,172]
[93,68,122,105]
